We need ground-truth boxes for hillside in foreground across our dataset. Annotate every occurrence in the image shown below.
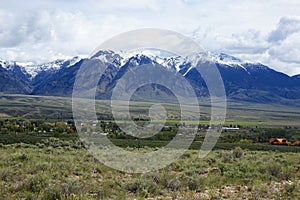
[0,142,299,199]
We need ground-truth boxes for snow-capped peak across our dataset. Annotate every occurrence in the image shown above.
[19,56,83,79]
[209,52,243,65]
[66,56,82,67]
[1,50,257,80]
[91,49,256,75]
[91,50,123,67]
[208,52,248,72]
[0,59,17,70]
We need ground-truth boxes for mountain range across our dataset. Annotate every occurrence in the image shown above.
[1,50,300,105]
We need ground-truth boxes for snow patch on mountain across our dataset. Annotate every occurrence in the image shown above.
[22,61,62,78]
[118,49,181,70]
[157,56,184,71]
[0,51,265,81]
[118,50,250,74]
[0,59,16,70]
[90,50,123,68]
[89,49,258,76]
[19,57,82,79]
[67,56,82,67]
[209,52,248,71]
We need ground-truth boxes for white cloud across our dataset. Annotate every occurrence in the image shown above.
[268,32,300,64]
[0,9,144,62]
[86,0,162,11]
[193,28,269,54]
[268,16,300,43]
[0,0,300,75]
[192,16,300,76]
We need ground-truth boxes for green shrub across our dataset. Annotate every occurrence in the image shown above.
[18,153,28,160]
[267,161,283,179]
[221,151,233,163]
[251,184,269,199]
[97,180,121,198]
[125,178,159,197]
[204,174,224,188]
[0,168,12,181]
[42,186,62,200]
[232,147,244,159]
[23,174,48,193]
[166,177,181,191]
[187,175,204,191]
[284,182,298,198]
[144,172,160,184]
[220,147,244,163]
[60,180,82,197]
[281,166,295,181]
[36,143,45,148]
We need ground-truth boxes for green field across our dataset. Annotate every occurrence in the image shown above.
[1,94,300,126]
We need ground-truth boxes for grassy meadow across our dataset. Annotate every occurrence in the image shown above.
[0,141,299,199]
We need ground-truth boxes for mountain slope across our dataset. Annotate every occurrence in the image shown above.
[0,51,300,105]
[0,60,31,94]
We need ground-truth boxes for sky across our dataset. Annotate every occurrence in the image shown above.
[0,0,300,75]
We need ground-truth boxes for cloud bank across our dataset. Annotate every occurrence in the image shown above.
[0,0,300,75]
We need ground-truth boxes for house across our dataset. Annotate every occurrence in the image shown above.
[292,141,300,146]
[269,138,277,144]
[222,127,240,131]
[269,138,291,146]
